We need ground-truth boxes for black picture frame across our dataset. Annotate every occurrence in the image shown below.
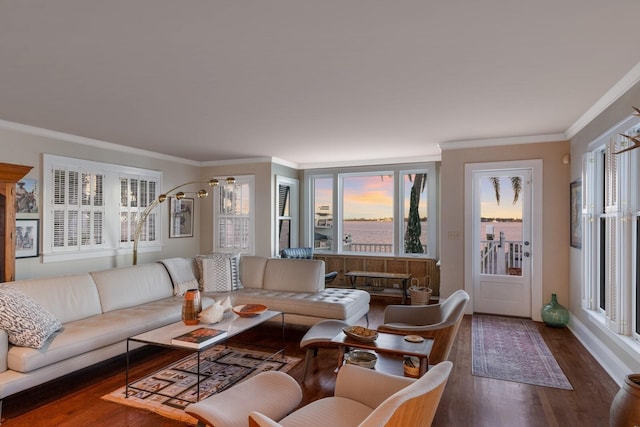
[570,180,582,249]
[169,197,194,238]
[16,219,39,258]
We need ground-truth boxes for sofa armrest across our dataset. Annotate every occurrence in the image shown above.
[334,364,414,409]
[249,411,283,427]
[0,330,8,372]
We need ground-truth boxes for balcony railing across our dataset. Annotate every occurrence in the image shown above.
[480,239,523,275]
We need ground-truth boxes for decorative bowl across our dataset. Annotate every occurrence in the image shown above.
[342,325,378,342]
[345,350,377,369]
[232,304,268,317]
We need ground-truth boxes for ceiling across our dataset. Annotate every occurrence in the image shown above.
[2,1,640,168]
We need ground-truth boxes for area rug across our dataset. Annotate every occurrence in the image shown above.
[471,314,573,390]
[103,345,301,424]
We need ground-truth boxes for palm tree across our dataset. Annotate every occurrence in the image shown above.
[405,174,426,253]
[490,176,522,205]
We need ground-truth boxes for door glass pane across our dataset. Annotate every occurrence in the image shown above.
[479,175,524,276]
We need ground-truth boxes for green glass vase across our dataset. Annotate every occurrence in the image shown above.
[541,293,569,327]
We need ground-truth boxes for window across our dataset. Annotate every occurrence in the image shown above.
[213,175,254,254]
[275,176,298,254]
[306,163,437,258]
[43,155,161,261]
[583,114,640,344]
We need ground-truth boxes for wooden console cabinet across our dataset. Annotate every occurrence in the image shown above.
[0,163,33,282]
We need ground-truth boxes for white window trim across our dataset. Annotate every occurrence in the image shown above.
[583,113,640,345]
[212,175,255,255]
[275,175,299,254]
[42,154,162,262]
[304,162,438,259]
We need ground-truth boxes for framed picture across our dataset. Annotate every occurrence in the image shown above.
[16,219,39,258]
[170,197,194,238]
[15,178,39,215]
[570,180,582,249]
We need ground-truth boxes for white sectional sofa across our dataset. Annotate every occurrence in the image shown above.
[202,256,370,327]
[0,255,369,417]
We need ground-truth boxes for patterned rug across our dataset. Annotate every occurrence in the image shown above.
[103,345,300,424]
[472,314,573,390]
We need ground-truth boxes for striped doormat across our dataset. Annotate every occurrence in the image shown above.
[472,314,573,390]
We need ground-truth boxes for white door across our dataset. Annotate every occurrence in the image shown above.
[468,166,534,317]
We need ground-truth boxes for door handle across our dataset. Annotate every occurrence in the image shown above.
[523,252,530,257]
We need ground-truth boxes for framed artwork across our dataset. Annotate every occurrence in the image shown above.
[16,219,39,258]
[15,178,38,215]
[570,180,582,249]
[170,197,194,238]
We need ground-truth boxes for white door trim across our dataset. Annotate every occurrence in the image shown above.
[464,160,543,321]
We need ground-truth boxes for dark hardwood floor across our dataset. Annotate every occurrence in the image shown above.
[2,298,619,426]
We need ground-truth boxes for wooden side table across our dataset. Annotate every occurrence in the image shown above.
[344,271,412,303]
[331,331,433,377]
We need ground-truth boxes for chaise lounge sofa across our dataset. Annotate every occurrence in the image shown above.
[0,255,369,418]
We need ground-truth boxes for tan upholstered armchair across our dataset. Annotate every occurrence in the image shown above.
[249,361,453,427]
[186,362,453,427]
[377,290,469,365]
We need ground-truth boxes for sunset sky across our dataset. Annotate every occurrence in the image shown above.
[314,174,426,219]
[480,176,523,219]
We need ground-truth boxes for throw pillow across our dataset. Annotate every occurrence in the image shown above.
[174,279,200,296]
[0,285,62,349]
[196,253,242,292]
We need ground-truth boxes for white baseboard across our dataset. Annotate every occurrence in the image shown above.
[567,314,634,387]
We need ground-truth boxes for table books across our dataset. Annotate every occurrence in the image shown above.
[171,327,227,349]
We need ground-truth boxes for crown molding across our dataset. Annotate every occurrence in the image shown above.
[0,119,203,166]
[565,60,640,140]
[299,155,441,170]
[439,133,567,151]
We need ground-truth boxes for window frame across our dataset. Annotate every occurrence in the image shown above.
[304,162,438,259]
[275,175,299,254]
[583,114,640,345]
[212,175,255,255]
[42,154,162,262]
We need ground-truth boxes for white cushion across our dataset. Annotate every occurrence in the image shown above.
[0,286,61,349]
[263,259,324,293]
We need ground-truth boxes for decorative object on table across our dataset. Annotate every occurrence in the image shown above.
[170,327,227,349]
[472,314,573,390]
[15,219,39,259]
[132,177,236,265]
[541,293,570,327]
[344,350,377,369]
[232,304,268,317]
[182,289,201,325]
[198,296,232,324]
[169,197,194,238]
[409,276,432,305]
[342,325,378,342]
[404,334,424,343]
[102,345,300,425]
[610,373,640,427]
[570,179,582,249]
[403,355,420,378]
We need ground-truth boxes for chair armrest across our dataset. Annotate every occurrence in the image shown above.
[249,411,284,427]
[383,304,443,325]
[334,364,415,408]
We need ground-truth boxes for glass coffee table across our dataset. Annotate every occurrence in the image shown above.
[126,309,284,401]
